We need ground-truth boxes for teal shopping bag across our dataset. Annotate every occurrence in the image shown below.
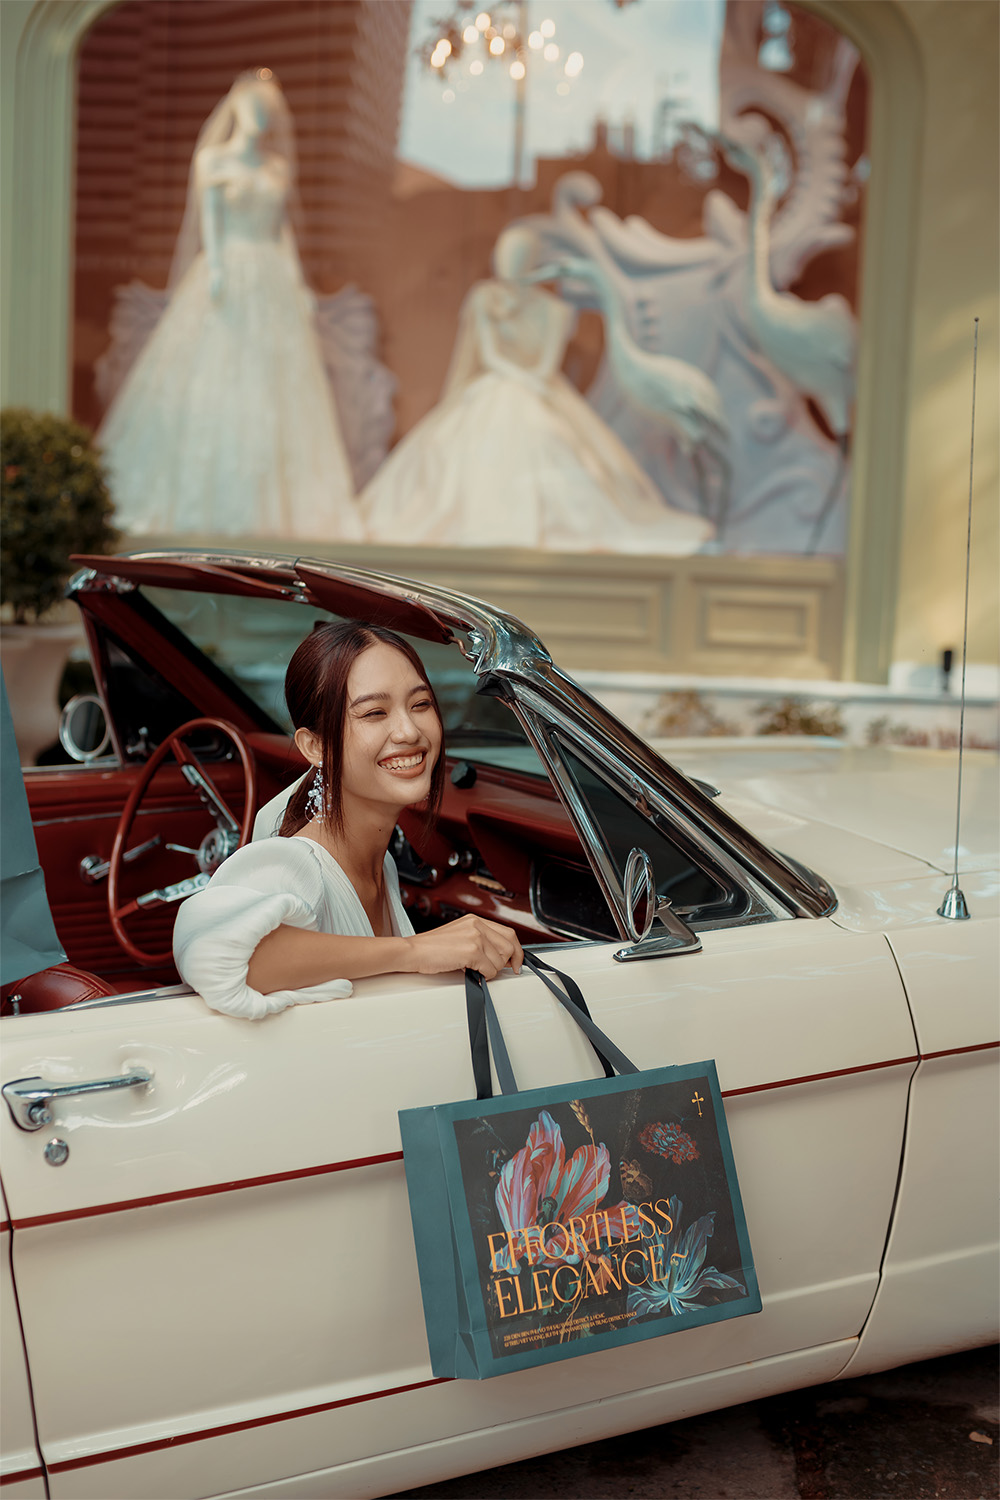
[399,953,760,1380]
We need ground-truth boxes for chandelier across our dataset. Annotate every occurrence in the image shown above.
[419,2,584,98]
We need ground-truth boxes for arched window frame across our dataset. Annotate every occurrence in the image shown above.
[0,0,925,683]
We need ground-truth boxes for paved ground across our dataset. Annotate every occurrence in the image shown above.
[389,1345,998,1500]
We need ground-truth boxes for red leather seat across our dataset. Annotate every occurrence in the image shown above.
[0,963,118,1016]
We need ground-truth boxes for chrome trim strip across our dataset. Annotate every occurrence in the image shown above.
[66,567,135,596]
[100,551,299,576]
[78,549,552,672]
[68,983,196,1010]
[511,704,631,941]
[0,984,198,1016]
[32,804,201,828]
[21,757,120,778]
[295,556,551,675]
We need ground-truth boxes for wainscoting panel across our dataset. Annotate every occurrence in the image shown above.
[133,539,845,680]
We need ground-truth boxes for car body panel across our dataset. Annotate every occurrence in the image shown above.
[837,915,1000,1378]
[657,740,1000,932]
[47,1343,861,1500]
[739,755,996,875]
[887,917,999,1056]
[654,740,999,875]
[837,1044,999,1379]
[2,924,915,1497]
[815,868,1000,934]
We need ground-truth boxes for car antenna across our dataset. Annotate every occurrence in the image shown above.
[937,316,979,921]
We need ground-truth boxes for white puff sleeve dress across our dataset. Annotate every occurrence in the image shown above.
[172,836,413,1020]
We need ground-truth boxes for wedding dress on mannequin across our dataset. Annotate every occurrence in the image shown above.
[361,227,713,554]
[99,72,359,540]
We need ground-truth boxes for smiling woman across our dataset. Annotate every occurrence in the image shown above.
[171,621,523,1017]
[277,621,447,839]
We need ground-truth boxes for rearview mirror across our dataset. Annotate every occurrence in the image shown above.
[59,694,111,763]
[614,845,702,964]
[623,847,656,944]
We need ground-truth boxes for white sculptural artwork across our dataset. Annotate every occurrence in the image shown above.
[521,33,862,555]
[360,225,715,555]
[717,118,856,551]
[97,71,377,540]
[549,235,731,533]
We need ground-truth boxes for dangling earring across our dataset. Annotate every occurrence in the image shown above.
[305,769,324,822]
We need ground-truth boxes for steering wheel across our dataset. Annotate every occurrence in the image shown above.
[108,717,257,967]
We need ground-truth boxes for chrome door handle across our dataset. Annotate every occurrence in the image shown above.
[79,835,161,884]
[2,1068,153,1131]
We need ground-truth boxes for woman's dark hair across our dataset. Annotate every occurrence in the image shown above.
[279,621,445,837]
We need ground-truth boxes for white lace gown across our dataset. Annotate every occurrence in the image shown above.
[99,160,360,540]
[172,837,413,1020]
[361,280,714,555]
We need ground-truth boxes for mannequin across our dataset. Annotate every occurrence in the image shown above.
[361,227,713,554]
[99,72,359,540]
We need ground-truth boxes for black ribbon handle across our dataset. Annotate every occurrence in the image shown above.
[464,951,639,1100]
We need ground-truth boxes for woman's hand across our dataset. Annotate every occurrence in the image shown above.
[406,915,523,981]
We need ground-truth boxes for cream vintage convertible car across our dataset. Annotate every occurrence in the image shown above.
[1,550,997,1500]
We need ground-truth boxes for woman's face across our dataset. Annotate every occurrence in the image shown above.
[339,643,442,815]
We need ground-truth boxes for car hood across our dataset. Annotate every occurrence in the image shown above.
[654,739,1000,881]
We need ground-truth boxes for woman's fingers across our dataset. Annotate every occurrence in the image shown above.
[464,930,504,980]
[471,917,522,976]
[409,914,523,978]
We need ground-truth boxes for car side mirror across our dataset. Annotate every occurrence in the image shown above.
[614,845,702,963]
[59,694,111,763]
[623,847,656,943]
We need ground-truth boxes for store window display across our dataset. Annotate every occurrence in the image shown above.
[72,1,867,569]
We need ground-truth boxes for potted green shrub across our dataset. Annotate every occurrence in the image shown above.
[1,409,119,763]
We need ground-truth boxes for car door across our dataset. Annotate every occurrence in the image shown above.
[1,913,916,1500]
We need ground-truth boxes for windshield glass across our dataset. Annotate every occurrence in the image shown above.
[139,586,542,773]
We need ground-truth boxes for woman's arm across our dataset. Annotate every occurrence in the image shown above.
[247,913,523,994]
[173,842,523,1018]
